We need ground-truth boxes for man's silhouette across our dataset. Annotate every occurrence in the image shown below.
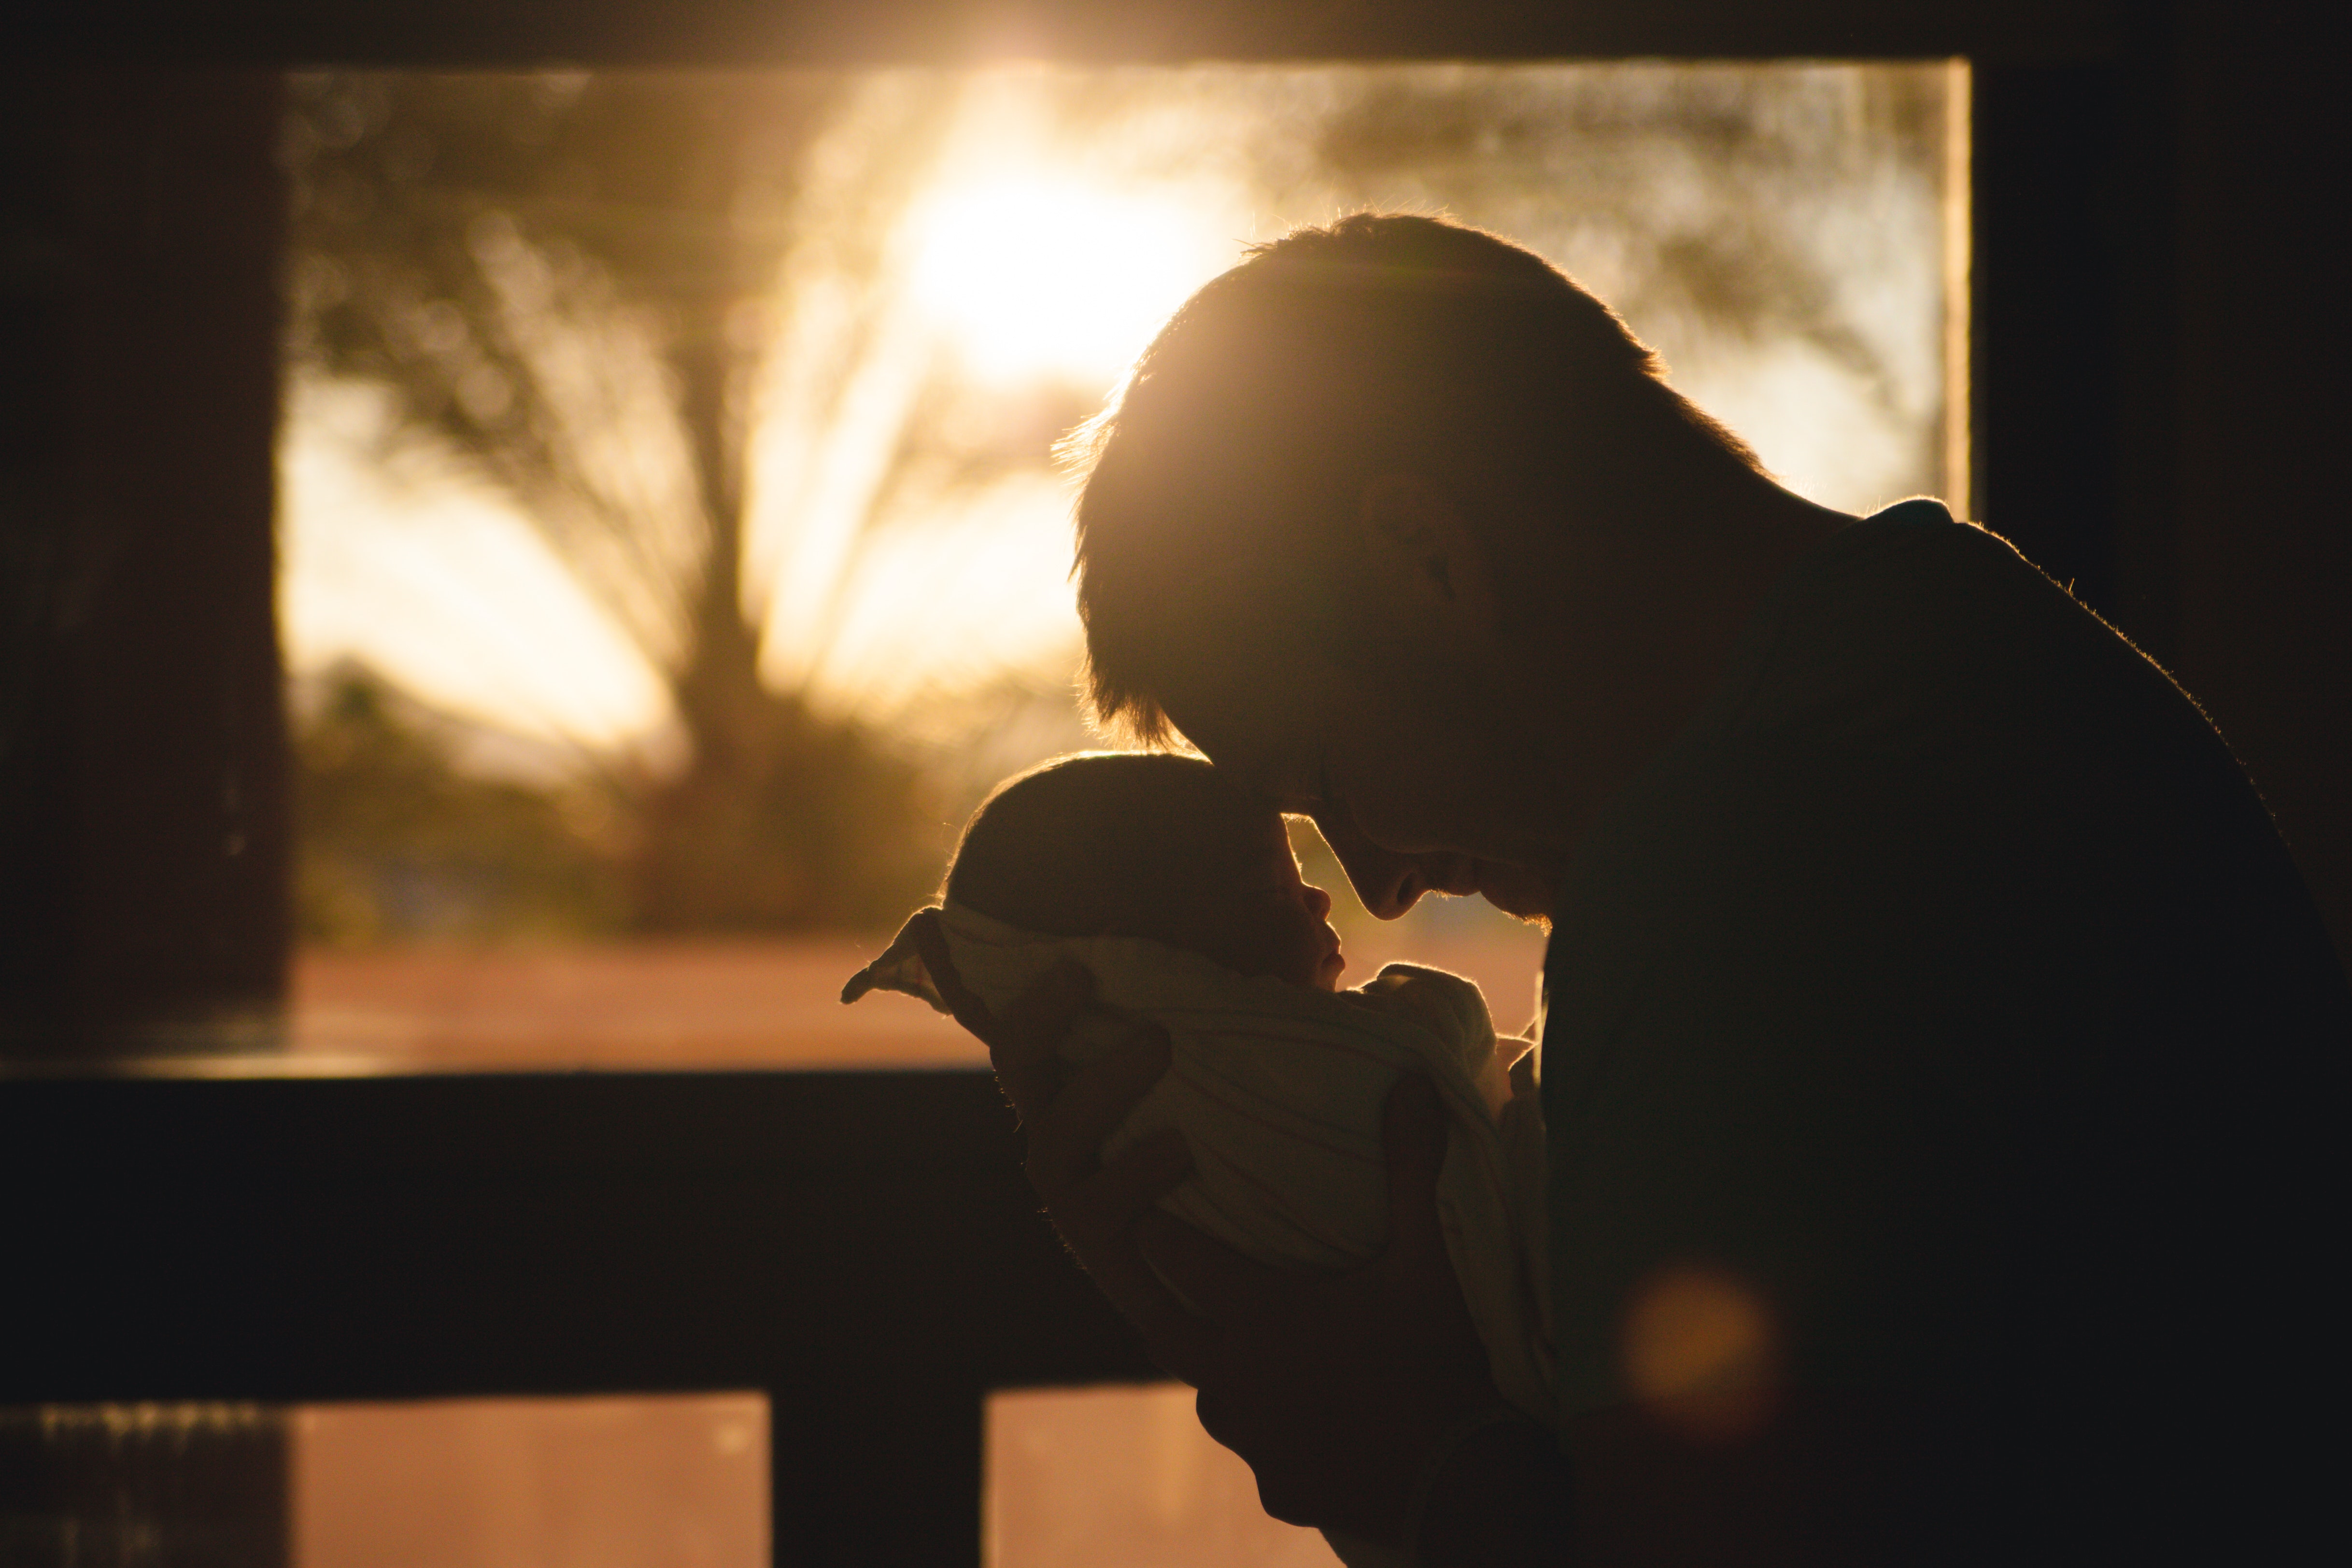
[979,214,2347,1565]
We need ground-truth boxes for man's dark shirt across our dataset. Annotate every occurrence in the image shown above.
[1541,500,2348,1560]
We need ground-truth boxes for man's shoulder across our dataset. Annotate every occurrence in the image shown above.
[1537,504,2349,1456]
[1617,500,2239,838]
[1548,498,2340,1032]
[1713,501,2173,749]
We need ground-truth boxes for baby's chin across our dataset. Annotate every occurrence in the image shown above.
[1313,947,1347,991]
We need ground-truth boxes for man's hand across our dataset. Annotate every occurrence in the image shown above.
[976,960,1204,1351]
[978,958,1512,1550]
[1139,1074,1513,1547]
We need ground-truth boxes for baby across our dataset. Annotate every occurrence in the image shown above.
[844,752,1552,1539]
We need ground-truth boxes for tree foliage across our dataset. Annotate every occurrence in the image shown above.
[282,71,949,931]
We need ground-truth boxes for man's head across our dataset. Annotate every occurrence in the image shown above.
[1065,214,1769,917]
[946,752,1345,990]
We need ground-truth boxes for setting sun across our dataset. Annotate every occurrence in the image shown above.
[907,174,1231,388]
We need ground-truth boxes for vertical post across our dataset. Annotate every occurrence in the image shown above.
[768,1370,985,1566]
[0,70,290,1057]
[1977,11,2352,964]
[2163,6,2352,964]
[1970,60,2126,621]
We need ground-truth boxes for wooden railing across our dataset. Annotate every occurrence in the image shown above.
[0,1070,1157,1564]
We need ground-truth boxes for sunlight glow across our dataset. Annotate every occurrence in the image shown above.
[908,175,1223,387]
[804,471,1086,715]
[280,378,672,752]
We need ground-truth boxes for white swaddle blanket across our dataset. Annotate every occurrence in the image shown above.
[843,903,1554,1430]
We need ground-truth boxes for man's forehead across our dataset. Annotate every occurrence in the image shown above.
[1156,712,1301,810]
[1178,695,1350,824]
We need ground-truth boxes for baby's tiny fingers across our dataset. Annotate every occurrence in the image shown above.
[908,913,995,1038]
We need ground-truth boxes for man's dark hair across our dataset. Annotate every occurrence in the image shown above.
[1065,212,1764,744]
[945,751,1273,939]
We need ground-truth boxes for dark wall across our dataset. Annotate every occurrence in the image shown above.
[0,73,291,1055]
[1973,63,2136,622]
[1973,8,2347,965]
[2163,11,2350,964]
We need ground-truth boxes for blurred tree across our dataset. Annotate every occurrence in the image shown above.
[279,64,1945,944]
[282,71,949,931]
[1297,65,1954,499]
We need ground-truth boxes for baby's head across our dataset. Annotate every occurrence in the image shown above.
[947,752,1346,990]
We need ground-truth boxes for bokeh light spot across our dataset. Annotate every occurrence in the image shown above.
[1620,1263,1783,1442]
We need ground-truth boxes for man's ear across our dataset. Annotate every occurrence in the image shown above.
[1354,473,1503,641]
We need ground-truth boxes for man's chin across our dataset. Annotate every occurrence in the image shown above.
[1473,859,1555,922]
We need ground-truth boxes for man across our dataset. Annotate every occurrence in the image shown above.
[979,215,2347,1564]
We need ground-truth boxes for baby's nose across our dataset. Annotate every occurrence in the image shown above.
[1304,883,1332,919]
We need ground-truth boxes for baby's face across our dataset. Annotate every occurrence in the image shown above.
[1172,816,1346,991]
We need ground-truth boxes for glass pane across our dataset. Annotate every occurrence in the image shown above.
[292,1394,768,1568]
[988,1384,1339,1568]
[277,63,1958,1072]
[289,941,983,1070]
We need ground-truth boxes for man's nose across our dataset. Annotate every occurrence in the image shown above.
[1311,804,1439,919]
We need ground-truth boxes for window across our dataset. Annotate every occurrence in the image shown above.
[276,61,1963,1072]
